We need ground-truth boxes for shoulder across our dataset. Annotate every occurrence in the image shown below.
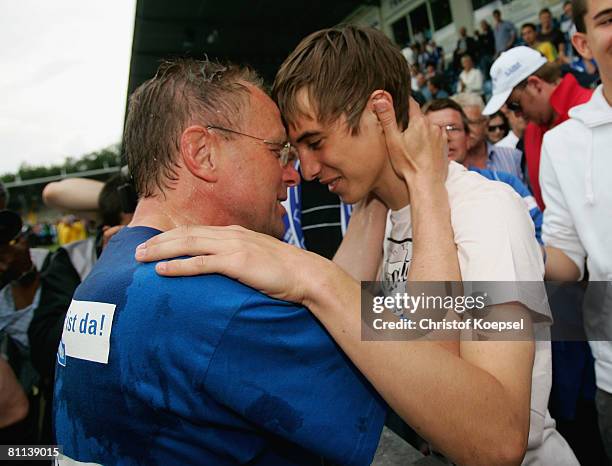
[447,163,530,232]
[134,264,289,312]
[447,167,544,280]
[447,162,520,206]
[542,117,587,160]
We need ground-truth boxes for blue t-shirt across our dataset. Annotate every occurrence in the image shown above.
[54,226,386,466]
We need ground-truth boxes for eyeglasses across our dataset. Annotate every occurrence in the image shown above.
[506,100,522,113]
[488,124,506,132]
[439,124,466,135]
[206,125,298,167]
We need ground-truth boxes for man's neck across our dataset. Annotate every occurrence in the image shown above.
[129,195,199,232]
[465,141,488,168]
[371,164,411,212]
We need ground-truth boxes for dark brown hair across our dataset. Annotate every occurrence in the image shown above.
[521,23,537,32]
[422,98,471,134]
[572,0,588,33]
[272,25,411,134]
[123,58,263,197]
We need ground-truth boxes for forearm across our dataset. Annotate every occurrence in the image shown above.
[43,178,103,213]
[408,182,460,282]
[304,265,527,466]
[333,196,387,281]
[544,246,581,281]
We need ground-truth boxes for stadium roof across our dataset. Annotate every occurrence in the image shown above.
[127,0,375,95]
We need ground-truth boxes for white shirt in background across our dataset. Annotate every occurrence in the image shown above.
[496,130,520,148]
[459,68,484,95]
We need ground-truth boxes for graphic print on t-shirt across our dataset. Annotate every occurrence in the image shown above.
[382,236,413,298]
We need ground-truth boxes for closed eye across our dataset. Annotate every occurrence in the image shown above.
[307,140,322,151]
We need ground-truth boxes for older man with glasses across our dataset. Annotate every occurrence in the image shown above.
[452,92,524,182]
[52,58,388,466]
[482,46,592,209]
[423,98,542,244]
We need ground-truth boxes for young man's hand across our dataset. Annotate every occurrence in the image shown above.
[135,225,339,307]
[373,96,448,191]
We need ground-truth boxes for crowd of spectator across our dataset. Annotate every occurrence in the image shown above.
[0,2,609,463]
[404,2,599,106]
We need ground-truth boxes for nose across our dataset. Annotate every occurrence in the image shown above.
[298,151,322,182]
[282,163,301,187]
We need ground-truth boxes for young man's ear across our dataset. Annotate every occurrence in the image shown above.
[179,125,218,183]
[571,32,593,61]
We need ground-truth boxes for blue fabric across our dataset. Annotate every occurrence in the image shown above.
[54,226,386,466]
[469,167,543,244]
[283,172,353,250]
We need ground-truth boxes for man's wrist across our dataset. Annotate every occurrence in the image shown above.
[409,179,448,203]
[303,258,358,315]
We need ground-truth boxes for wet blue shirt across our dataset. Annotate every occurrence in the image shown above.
[54,226,386,466]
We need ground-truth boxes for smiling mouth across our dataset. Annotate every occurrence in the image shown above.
[321,177,341,192]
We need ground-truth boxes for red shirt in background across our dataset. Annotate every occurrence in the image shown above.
[523,73,593,210]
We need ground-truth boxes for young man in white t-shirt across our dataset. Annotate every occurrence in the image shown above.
[540,0,612,459]
[135,26,578,465]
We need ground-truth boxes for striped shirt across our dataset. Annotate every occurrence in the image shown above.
[486,142,524,182]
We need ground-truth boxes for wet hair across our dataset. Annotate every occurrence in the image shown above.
[124,58,263,197]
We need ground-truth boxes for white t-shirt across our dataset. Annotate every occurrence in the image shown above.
[382,162,578,465]
[401,46,416,66]
[459,68,484,95]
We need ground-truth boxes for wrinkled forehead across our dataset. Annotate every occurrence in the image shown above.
[427,108,464,127]
[463,105,484,120]
[245,84,287,140]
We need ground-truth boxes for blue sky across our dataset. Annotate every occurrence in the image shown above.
[0,0,136,174]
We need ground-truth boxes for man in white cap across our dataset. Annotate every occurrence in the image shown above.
[482,46,592,210]
[539,0,612,459]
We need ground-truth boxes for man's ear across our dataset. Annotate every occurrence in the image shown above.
[526,75,547,94]
[179,125,218,183]
[571,32,593,61]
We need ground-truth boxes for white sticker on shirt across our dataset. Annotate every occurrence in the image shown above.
[60,300,116,364]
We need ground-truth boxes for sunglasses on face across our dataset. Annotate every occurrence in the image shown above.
[488,124,506,132]
[506,99,522,113]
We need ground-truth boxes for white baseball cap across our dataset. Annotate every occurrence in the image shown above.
[482,46,547,115]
